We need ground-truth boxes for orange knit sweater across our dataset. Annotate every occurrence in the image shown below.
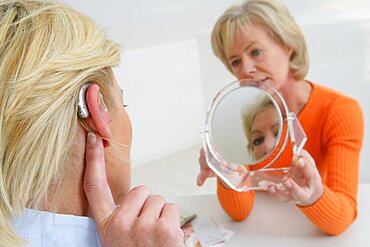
[217,82,364,235]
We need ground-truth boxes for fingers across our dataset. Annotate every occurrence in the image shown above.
[199,148,205,159]
[198,149,207,168]
[300,149,316,168]
[116,187,183,247]
[197,171,214,186]
[196,174,205,186]
[84,136,184,247]
[292,152,317,184]
[256,150,323,206]
[284,150,324,205]
[140,195,166,220]
[258,180,293,203]
[116,185,151,224]
[197,148,215,186]
[282,178,310,204]
[160,203,180,227]
[84,132,116,224]
[160,203,184,245]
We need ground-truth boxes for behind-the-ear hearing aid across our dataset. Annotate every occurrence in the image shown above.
[77,83,91,118]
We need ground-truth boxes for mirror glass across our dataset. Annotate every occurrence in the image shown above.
[211,86,282,165]
[202,80,307,191]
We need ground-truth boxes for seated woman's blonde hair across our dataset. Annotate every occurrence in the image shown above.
[0,0,120,245]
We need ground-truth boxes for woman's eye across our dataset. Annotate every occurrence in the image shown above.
[253,136,264,146]
[231,59,241,67]
[251,48,262,57]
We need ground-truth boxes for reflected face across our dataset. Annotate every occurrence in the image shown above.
[250,105,279,160]
[227,24,292,90]
[105,78,132,203]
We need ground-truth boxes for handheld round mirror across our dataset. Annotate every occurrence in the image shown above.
[202,79,307,191]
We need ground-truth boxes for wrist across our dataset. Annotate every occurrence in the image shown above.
[296,183,325,207]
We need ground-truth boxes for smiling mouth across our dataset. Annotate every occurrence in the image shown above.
[239,78,271,88]
[249,77,268,83]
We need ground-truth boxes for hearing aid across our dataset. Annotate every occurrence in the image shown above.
[77,83,91,118]
[77,83,108,118]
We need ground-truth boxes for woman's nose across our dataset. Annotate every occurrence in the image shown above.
[261,136,276,155]
[238,59,256,80]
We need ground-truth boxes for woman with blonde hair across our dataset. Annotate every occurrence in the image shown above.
[0,0,184,246]
[197,0,364,235]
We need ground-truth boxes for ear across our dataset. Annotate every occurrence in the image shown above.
[287,46,293,57]
[85,84,112,142]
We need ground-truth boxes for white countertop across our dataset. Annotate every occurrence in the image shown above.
[169,183,370,247]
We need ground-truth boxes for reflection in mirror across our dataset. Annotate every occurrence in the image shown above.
[242,93,280,163]
[203,80,307,191]
[210,86,283,166]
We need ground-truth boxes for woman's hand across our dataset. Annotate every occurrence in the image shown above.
[197,148,216,186]
[259,149,324,206]
[84,132,184,247]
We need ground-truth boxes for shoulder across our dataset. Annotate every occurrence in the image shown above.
[309,82,364,140]
[309,82,362,116]
[13,208,101,247]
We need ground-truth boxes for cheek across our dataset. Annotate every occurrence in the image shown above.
[105,110,132,169]
[112,110,132,146]
[277,55,291,75]
[254,147,264,160]
[231,67,240,79]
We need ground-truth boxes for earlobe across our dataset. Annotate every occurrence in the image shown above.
[85,84,112,141]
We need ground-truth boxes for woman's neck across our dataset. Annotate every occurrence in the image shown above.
[279,78,312,115]
[38,146,90,217]
[56,160,90,216]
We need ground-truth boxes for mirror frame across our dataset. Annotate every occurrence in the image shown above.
[202,79,307,191]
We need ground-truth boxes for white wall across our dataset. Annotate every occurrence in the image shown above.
[115,40,204,165]
[65,0,370,182]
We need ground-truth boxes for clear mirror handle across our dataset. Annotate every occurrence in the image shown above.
[287,112,307,156]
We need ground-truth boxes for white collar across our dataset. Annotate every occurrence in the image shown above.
[13,208,101,247]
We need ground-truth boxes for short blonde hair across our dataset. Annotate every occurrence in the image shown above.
[211,0,309,80]
[0,0,120,245]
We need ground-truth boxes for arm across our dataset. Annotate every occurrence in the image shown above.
[197,149,255,221]
[298,98,364,235]
[217,179,255,221]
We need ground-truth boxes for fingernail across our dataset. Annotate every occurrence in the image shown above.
[284,180,292,189]
[87,132,97,145]
[258,180,268,187]
[267,186,276,193]
[295,158,305,168]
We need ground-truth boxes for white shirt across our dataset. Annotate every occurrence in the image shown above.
[13,208,102,247]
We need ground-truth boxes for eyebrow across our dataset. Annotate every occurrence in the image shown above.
[251,129,262,136]
[228,41,256,61]
[271,123,279,130]
[251,123,279,135]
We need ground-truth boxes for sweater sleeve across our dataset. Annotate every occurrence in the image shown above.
[217,179,255,221]
[299,97,364,235]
